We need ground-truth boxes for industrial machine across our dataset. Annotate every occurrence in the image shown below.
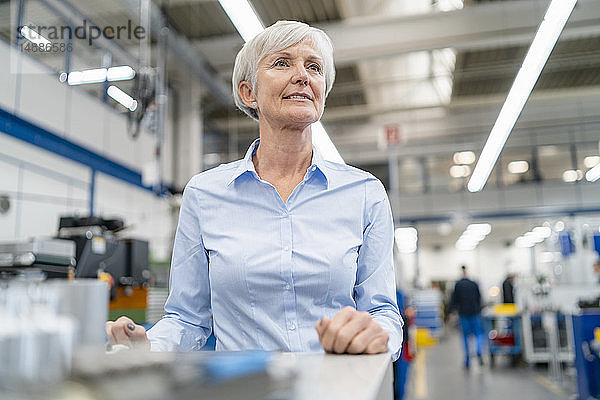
[482,304,522,367]
[0,237,75,279]
[57,215,150,322]
[0,215,151,323]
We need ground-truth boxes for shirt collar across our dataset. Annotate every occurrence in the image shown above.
[227,138,330,188]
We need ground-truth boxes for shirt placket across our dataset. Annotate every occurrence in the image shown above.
[280,206,301,351]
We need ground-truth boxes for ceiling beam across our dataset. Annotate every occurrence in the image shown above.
[322,0,600,65]
[193,0,600,68]
[119,0,232,105]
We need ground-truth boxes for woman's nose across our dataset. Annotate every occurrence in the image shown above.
[291,65,309,85]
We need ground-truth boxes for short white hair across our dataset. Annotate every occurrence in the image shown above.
[232,20,336,121]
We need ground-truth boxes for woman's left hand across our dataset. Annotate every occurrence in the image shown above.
[315,306,389,354]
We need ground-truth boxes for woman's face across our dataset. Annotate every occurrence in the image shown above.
[251,40,326,129]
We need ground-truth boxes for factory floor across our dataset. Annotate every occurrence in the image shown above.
[403,328,576,400]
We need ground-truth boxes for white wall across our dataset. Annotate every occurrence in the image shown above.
[0,134,89,241]
[0,41,169,176]
[0,40,174,261]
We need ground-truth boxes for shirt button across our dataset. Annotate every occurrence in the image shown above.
[311,166,316,171]
[289,323,296,331]
[284,246,289,251]
[285,283,291,290]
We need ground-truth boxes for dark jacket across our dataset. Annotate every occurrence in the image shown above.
[502,278,515,303]
[451,278,481,316]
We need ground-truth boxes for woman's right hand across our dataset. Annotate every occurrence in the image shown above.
[105,316,150,350]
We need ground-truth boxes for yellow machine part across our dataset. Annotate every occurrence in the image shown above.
[491,303,518,316]
[416,328,439,347]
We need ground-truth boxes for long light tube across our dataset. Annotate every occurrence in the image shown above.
[218,0,344,163]
[312,121,344,164]
[217,0,264,42]
[106,66,136,81]
[20,26,51,47]
[467,0,577,192]
[68,68,107,85]
[586,163,600,182]
[107,85,138,111]
[67,66,136,85]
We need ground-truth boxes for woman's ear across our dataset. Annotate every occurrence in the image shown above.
[238,81,257,108]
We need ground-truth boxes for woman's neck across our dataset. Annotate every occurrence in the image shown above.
[253,122,313,181]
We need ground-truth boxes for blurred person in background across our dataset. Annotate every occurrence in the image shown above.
[106,20,403,359]
[502,273,516,304]
[450,265,484,368]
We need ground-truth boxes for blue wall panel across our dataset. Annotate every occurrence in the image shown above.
[0,106,158,194]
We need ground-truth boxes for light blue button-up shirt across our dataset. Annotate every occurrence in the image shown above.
[147,139,403,359]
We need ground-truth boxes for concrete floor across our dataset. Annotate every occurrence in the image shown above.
[404,329,575,400]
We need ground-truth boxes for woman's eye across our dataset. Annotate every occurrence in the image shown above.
[308,64,322,73]
[274,59,288,67]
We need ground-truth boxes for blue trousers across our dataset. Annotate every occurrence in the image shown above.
[459,315,484,363]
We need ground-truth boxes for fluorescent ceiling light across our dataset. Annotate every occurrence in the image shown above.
[107,85,138,111]
[395,227,418,254]
[67,66,136,85]
[584,155,600,169]
[20,26,51,48]
[507,160,529,174]
[562,169,582,182]
[467,0,577,192]
[467,223,492,235]
[107,66,136,81]
[438,0,464,12]
[515,236,535,248]
[586,163,600,182]
[455,223,491,250]
[453,151,476,165]
[524,232,544,243]
[68,68,107,85]
[517,226,551,248]
[312,122,344,163]
[532,226,552,238]
[460,233,485,242]
[456,241,476,251]
[218,1,343,164]
[395,227,417,240]
[218,0,264,42]
[449,165,471,178]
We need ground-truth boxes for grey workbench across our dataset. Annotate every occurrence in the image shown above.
[285,353,394,400]
[1,351,394,400]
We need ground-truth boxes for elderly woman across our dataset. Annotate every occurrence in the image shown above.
[106,20,403,359]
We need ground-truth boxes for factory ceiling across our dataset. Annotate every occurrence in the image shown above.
[1,0,599,198]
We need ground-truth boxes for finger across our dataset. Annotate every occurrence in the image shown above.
[115,316,136,337]
[314,318,324,337]
[315,319,322,336]
[346,325,380,354]
[315,318,330,343]
[110,320,132,347]
[332,312,372,354]
[321,307,356,352]
[365,333,390,354]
